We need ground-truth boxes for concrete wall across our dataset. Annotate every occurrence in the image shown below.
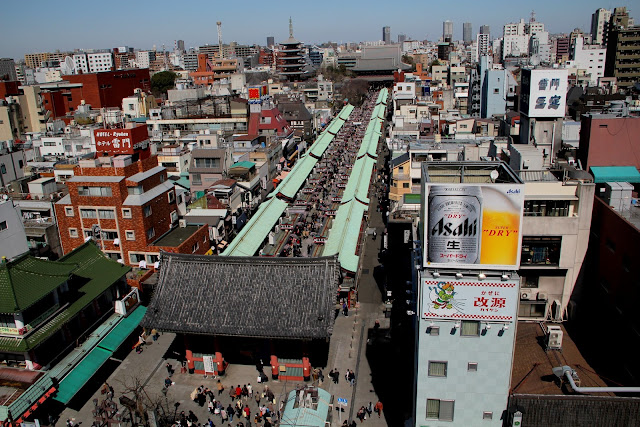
[0,200,30,260]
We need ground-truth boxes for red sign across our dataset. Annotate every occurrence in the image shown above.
[248,87,260,100]
[94,125,149,156]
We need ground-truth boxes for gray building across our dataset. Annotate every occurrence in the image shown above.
[463,22,473,44]
[177,40,185,51]
[0,58,17,81]
[443,20,453,41]
[267,36,275,47]
[398,34,407,44]
[480,25,491,37]
[383,26,391,44]
[0,200,30,261]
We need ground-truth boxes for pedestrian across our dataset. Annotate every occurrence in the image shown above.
[227,403,235,422]
[217,379,224,395]
[208,399,214,414]
[373,319,380,336]
[342,301,349,317]
[366,402,373,417]
[357,406,366,422]
[333,369,340,384]
[348,370,356,386]
[229,385,237,401]
[243,405,251,420]
[164,377,172,388]
[166,363,174,377]
[236,385,242,401]
[374,400,383,418]
[247,383,253,397]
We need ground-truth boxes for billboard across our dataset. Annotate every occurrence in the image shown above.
[93,125,149,155]
[421,278,519,321]
[422,183,525,270]
[519,68,568,118]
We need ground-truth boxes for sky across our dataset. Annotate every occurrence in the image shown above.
[0,0,636,60]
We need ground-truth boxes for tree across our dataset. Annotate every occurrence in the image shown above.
[341,78,369,107]
[151,71,177,98]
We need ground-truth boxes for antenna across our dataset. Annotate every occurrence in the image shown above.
[530,10,536,22]
[289,17,294,38]
[217,21,223,59]
[162,44,167,71]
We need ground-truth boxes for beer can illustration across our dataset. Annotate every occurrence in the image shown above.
[428,186,482,264]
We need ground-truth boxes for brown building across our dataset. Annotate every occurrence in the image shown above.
[55,155,210,266]
[577,114,640,170]
[604,25,640,91]
[60,69,151,110]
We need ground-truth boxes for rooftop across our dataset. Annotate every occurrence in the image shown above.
[151,225,202,248]
[142,253,341,339]
[511,322,610,395]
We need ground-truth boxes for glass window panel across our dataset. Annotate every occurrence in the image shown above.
[461,321,480,336]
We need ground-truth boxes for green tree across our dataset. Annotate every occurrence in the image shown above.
[151,71,177,98]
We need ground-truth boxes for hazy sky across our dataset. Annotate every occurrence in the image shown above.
[0,0,635,60]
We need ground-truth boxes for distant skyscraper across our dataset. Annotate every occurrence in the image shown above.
[177,40,185,51]
[267,36,275,47]
[443,20,453,41]
[480,25,490,38]
[398,34,407,44]
[383,26,391,44]
[463,22,473,44]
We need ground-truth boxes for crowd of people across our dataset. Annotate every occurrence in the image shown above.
[264,91,382,258]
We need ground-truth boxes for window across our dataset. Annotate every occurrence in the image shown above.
[129,253,145,264]
[98,209,115,219]
[524,200,569,217]
[65,207,74,216]
[125,230,135,240]
[44,141,57,146]
[122,208,132,218]
[146,254,160,264]
[192,174,202,185]
[78,186,112,197]
[426,399,454,421]
[403,183,410,188]
[493,88,500,94]
[522,275,539,288]
[168,191,175,204]
[128,185,143,195]
[143,205,152,217]
[0,221,7,231]
[80,209,97,218]
[521,237,561,265]
[519,301,547,318]
[428,326,440,336]
[69,228,78,238]
[100,230,118,240]
[468,362,478,372]
[146,227,155,240]
[194,158,221,168]
[483,412,493,420]
[461,321,480,336]
[192,242,199,253]
[605,238,616,253]
[428,361,447,377]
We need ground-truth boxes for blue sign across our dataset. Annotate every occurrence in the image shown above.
[337,397,348,405]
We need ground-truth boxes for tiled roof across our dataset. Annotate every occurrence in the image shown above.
[0,255,77,314]
[0,242,130,353]
[142,253,341,339]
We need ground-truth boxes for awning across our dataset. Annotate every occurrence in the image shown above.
[53,347,111,404]
[590,166,640,183]
[52,306,147,405]
[97,305,147,352]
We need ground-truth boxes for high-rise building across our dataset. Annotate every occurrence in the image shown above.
[398,34,407,44]
[475,33,490,60]
[591,8,612,45]
[605,24,640,90]
[0,58,17,81]
[480,25,490,38]
[267,36,275,47]
[463,22,473,44]
[383,26,391,44]
[177,40,185,51]
[443,20,453,41]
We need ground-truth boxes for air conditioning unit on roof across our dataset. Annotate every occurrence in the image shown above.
[520,291,535,301]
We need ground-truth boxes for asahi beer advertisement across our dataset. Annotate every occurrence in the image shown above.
[423,183,525,270]
[422,278,519,321]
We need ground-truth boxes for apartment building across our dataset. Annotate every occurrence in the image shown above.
[54,155,210,265]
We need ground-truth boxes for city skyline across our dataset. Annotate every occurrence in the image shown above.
[0,0,637,60]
